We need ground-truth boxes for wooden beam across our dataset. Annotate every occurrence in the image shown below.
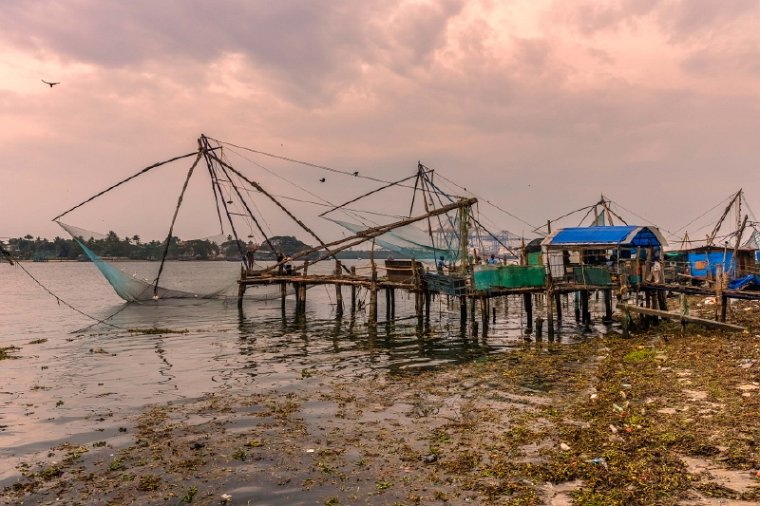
[266,197,478,273]
[616,303,745,331]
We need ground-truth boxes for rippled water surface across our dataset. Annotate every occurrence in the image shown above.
[0,260,609,485]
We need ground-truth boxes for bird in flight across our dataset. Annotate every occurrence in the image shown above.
[319,177,326,183]
[42,80,60,88]
[353,171,359,176]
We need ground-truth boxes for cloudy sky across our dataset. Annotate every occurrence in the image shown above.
[2,0,759,244]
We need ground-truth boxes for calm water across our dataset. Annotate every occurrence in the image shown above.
[0,260,606,485]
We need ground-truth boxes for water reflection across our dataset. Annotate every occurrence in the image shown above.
[1,262,619,486]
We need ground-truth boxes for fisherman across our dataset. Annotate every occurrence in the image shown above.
[436,255,445,274]
[487,254,498,265]
[245,241,258,269]
[276,252,284,275]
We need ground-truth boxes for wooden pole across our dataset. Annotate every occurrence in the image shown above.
[259,197,478,275]
[414,259,423,323]
[237,265,247,308]
[280,279,287,312]
[298,261,309,314]
[543,243,555,337]
[574,291,581,322]
[350,266,357,315]
[335,261,343,317]
[523,293,533,333]
[554,291,563,321]
[603,288,613,323]
[369,247,378,325]
[715,264,724,322]
[617,303,745,331]
[294,282,302,314]
[459,206,469,274]
[581,290,590,331]
[480,298,488,336]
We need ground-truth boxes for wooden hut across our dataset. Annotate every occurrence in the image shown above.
[541,225,667,286]
[669,246,756,280]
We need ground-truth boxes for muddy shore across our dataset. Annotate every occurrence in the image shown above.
[2,299,759,505]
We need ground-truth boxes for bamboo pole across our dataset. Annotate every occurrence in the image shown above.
[267,198,478,274]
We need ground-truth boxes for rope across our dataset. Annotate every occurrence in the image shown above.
[672,191,736,235]
[4,257,124,330]
[209,137,419,189]
[431,169,537,230]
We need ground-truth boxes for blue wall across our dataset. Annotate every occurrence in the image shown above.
[688,250,734,277]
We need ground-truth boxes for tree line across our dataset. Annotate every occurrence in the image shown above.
[3,233,314,261]
[2,233,399,262]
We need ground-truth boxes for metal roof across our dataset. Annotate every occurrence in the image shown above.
[541,226,667,248]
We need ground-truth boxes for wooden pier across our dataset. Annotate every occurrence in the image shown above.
[235,255,760,339]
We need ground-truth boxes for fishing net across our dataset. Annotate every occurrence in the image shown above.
[57,222,242,301]
[327,218,459,261]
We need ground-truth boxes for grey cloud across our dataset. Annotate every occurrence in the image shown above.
[555,0,760,43]
[659,0,759,41]
[553,0,660,35]
[682,46,760,77]
[369,0,466,73]
[0,0,468,106]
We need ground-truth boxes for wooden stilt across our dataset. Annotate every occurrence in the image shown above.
[523,293,533,333]
[335,261,343,317]
[721,295,728,322]
[574,291,581,322]
[603,288,613,323]
[546,290,555,337]
[237,266,247,308]
[294,282,302,314]
[581,290,590,331]
[369,257,378,324]
[554,291,563,321]
[715,264,724,322]
[350,266,357,315]
[480,298,488,336]
[300,261,309,314]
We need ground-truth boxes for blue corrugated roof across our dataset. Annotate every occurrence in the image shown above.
[545,226,664,247]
